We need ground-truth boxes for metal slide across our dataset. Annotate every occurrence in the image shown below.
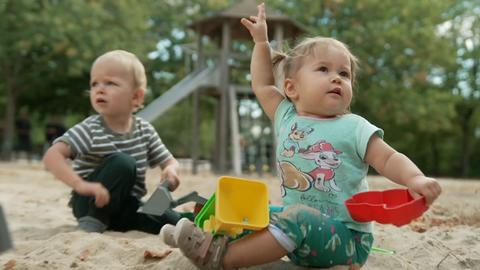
[138,66,219,122]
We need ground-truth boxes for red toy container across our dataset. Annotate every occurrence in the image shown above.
[345,189,427,227]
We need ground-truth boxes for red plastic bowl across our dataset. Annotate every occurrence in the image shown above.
[345,189,427,227]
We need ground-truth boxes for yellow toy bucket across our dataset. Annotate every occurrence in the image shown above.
[213,176,269,237]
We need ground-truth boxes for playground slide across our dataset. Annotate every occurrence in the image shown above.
[138,66,219,122]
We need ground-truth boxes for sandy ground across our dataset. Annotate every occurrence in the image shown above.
[0,161,479,270]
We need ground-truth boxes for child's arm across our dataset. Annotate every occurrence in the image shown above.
[42,142,110,207]
[364,135,442,206]
[160,158,180,191]
[241,3,284,120]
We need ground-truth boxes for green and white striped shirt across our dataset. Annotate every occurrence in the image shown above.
[54,115,173,198]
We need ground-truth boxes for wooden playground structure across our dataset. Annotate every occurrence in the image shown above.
[139,0,305,174]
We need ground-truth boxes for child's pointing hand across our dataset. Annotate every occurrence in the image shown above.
[241,3,268,43]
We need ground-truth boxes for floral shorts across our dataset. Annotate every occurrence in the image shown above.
[270,204,373,268]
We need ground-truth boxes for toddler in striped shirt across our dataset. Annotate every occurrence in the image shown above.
[43,50,180,233]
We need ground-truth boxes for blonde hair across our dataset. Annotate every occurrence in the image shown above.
[272,37,358,90]
[92,50,147,93]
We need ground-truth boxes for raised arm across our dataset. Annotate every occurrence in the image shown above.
[241,3,284,120]
[364,135,442,206]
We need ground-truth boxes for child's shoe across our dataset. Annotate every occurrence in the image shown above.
[76,216,107,233]
[160,218,228,269]
[159,223,178,247]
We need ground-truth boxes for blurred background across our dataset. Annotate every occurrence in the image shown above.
[0,0,479,178]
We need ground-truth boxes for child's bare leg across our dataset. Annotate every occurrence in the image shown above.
[223,229,288,270]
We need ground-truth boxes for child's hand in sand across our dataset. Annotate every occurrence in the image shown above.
[74,180,110,207]
[407,176,442,206]
[241,3,268,43]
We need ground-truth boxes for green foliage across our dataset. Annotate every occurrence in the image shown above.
[0,0,154,115]
[152,96,217,159]
[1,0,478,176]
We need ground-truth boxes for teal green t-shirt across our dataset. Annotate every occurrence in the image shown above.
[274,100,384,233]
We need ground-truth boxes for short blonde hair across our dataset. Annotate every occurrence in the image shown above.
[273,37,358,88]
[92,50,147,92]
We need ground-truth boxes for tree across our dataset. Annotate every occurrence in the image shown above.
[0,0,153,158]
[439,0,480,176]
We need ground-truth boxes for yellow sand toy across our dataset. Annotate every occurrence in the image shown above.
[194,176,269,238]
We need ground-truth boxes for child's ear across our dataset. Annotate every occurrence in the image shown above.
[132,89,145,111]
[284,78,298,100]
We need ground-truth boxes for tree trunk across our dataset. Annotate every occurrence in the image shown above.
[430,135,439,176]
[1,85,17,160]
[459,105,474,177]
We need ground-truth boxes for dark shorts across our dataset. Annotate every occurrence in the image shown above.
[270,204,373,268]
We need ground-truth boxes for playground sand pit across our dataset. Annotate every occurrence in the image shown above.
[0,161,479,270]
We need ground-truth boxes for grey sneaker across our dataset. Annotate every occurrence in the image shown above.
[77,216,107,233]
[159,223,178,247]
[160,218,228,270]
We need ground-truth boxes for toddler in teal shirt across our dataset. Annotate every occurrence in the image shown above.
[160,3,442,269]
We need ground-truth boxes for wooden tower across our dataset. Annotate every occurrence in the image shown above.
[189,0,305,173]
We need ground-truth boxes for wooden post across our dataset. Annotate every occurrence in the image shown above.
[229,86,242,175]
[218,21,231,173]
[274,24,284,50]
[191,28,204,175]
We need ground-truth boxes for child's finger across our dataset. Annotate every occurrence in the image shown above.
[428,186,441,203]
[240,18,254,30]
[250,16,258,22]
[423,182,441,206]
[169,178,180,191]
[258,3,266,20]
[421,189,437,206]
[95,196,105,207]
[95,187,110,207]
[98,193,110,207]
[408,189,422,200]
[425,194,435,206]
[432,182,442,197]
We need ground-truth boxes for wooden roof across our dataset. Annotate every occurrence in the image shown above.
[190,0,306,40]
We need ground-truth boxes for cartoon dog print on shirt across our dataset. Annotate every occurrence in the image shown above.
[282,123,313,157]
[300,141,342,192]
[278,161,312,197]
[278,140,343,196]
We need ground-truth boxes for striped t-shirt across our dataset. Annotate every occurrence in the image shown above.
[54,115,173,198]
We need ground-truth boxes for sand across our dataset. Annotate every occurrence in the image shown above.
[0,161,479,270]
